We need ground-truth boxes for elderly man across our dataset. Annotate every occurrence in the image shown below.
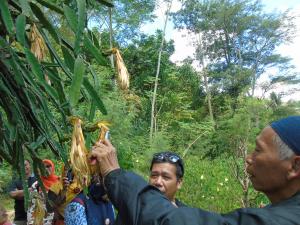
[91,116,300,225]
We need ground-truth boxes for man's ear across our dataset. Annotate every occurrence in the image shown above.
[177,178,183,189]
[287,156,300,179]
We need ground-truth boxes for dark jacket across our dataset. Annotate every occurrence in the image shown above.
[105,169,300,225]
[113,183,185,225]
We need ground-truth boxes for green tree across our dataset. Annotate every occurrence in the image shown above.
[123,32,214,156]
[173,0,297,100]
[213,97,272,206]
[87,0,156,44]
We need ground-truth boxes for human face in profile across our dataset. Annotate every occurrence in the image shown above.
[246,127,293,202]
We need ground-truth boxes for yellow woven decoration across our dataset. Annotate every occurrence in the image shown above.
[69,117,91,190]
[111,48,130,90]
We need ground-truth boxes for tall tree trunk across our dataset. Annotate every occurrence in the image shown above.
[197,33,214,123]
[150,0,173,142]
[251,64,258,97]
[109,8,114,69]
[203,69,214,123]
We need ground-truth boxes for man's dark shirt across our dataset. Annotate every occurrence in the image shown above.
[114,186,185,225]
[105,169,300,225]
[8,175,36,221]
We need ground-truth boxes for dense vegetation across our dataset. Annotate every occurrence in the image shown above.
[0,0,299,212]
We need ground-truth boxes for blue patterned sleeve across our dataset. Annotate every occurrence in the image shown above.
[65,202,87,225]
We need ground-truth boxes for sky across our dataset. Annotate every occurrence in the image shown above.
[141,0,300,101]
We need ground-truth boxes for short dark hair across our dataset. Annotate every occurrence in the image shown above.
[150,151,184,179]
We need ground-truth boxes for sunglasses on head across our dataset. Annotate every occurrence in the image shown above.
[45,164,52,168]
[152,152,184,174]
[153,152,181,163]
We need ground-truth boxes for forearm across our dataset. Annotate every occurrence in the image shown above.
[9,189,24,199]
[105,169,176,225]
[104,169,148,208]
[104,169,226,225]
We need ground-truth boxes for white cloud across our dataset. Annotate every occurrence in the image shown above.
[169,29,196,62]
[276,6,300,72]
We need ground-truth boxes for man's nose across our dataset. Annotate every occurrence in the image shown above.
[154,177,163,187]
[246,153,253,165]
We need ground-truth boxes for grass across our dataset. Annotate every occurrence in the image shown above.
[0,193,14,222]
[0,194,14,209]
[133,154,269,212]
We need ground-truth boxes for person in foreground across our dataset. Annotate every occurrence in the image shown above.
[0,204,13,225]
[90,116,300,225]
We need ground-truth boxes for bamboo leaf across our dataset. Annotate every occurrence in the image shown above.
[24,48,59,100]
[27,135,47,150]
[83,34,108,66]
[35,0,64,14]
[24,48,44,79]
[3,58,25,87]
[89,65,100,89]
[61,45,75,71]
[16,14,27,46]
[63,4,77,33]
[19,146,29,209]
[19,0,32,17]
[88,30,100,49]
[44,67,71,115]
[87,66,98,125]
[83,78,107,115]
[74,0,86,55]
[0,146,13,164]
[0,0,15,35]
[0,38,25,86]
[95,0,114,7]
[47,139,68,164]
[88,102,96,122]
[69,56,85,107]
[39,29,73,79]
[38,96,64,139]
[61,36,74,51]
[30,2,60,43]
